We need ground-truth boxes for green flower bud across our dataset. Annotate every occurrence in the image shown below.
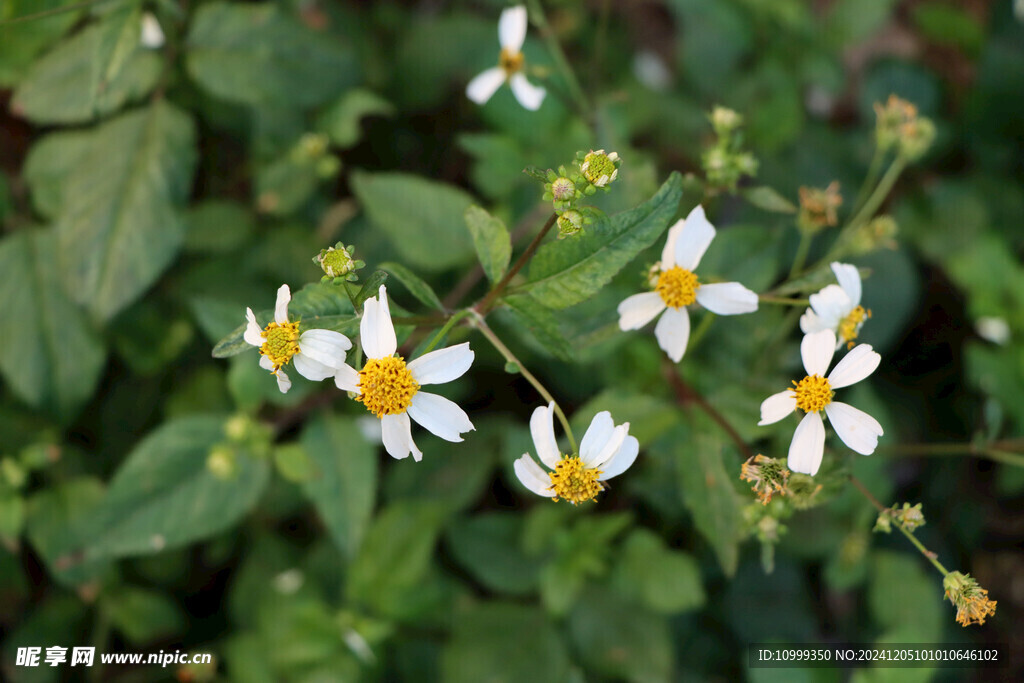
[579,149,621,188]
[898,116,936,161]
[557,209,584,238]
[314,243,360,279]
[316,156,341,179]
[291,133,330,163]
[207,445,237,480]
[710,106,743,136]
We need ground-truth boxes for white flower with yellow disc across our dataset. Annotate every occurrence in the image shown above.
[244,285,353,394]
[800,262,871,349]
[758,329,883,476]
[617,205,759,362]
[466,5,546,110]
[514,403,639,504]
[334,285,475,461]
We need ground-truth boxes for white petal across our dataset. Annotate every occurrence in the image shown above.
[598,435,639,480]
[334,363,361,393]
[579,412,615,467]
[588,424,627,469]
[498,5,528,52]
[381,413,422,461]
[831,262,862,306]
[298,329,351,368]
[695,282,758,315]
[529,402,561,469]
[808,285,850,327]
[259,355,273,371]
[825,401,883,455]
[758,390,797,425]
[275,284,291,325]
[513,454,553,498]
[244,308,263,347]
[360,285,397,359]
[509,73,546,111]
[673,205,716,271]
[466,67,506,105]
[788,411,825,476]
[654,306,690,363]
[801,329,836,377]
[408,343,474,385]
[660,220,685,268]
[617,292,666,330]
[140,13,165,49]
[408,392,475,442]
[293,352,334,382]
[827,343,881,389]
[275,368,292,394]
[799,308,829,335]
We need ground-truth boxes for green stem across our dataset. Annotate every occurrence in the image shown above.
[470,312,577,453]
[825,157,906,263]
[342,281,360,310]
[789,230,813,279]
[420,309,473,355]
[526,0,589,117]
[758,294,810,307]
[476,213,557,315]
[879,442,1024,468]
[853,145,886,214]
[686,312,715,354]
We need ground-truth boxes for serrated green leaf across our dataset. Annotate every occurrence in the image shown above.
[79,415,269,561]
[55,101,197,322]
[316,88,395,148]
[300,413,377,559]
[0,230,106,421]
[379,261,445,312]
[22,129,94,220]
[742,185,797,213]
[522,172,683,309]
[502,294,573,361]
[186,1,359,108]
[351,171,476,271]
[464,205,511,284]
[12,13,162,124]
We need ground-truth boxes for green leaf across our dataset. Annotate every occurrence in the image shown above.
[675,422,743,576]
[300,413,377,559]
[354,270,389,309]
[254,156,321,216]
[464,205,512,284]
[186,1,359,108]
[12,11,162,124]
[380,261,445,312]
[55,101,197,322]
[523,172,683,309]
[445,513,543,595]
[80,415,270,561]
[100,586,185,645]
[351,171,476,271]
[741,185,797,213]
[868,551,942,638]
[912,2,984,55]
[501,295,573,361]
[22,129,93,220]
[346,500,448,613]
[823,0,898,47]
[25,477,112,588]
[316,88,395,148]
[183,200,255,254]
[441,603,572,683]
[0,0,84,88]
[611,528,706,614]
[0,230,106,421]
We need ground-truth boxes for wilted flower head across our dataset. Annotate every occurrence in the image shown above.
[740,455,791,505]
[798,181,842,232]
[943,571,997,627]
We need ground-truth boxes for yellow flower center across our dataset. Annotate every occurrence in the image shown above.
[356,356,419,418]
[791,375,833,413]
[499,48,524,75]
[548,456,603,504]
[260,321,301,371]
[655,266,700,309]
[838,305,871,348]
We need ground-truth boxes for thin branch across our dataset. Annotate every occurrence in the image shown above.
[663,361,753,460]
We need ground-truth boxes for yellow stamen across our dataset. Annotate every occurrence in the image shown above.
[839,305,871,348]
[549,456,603,504]
[260,321,301,372]
[356,356,419,418]
[499,48,524,75]
[791,375,833,413]
[655,266,700,309]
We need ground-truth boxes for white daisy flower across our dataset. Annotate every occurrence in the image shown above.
[758,329,884,476]
[617,205,759,362]
[334,285,475,461]
[466,5,546,111]
[800,262,871,349]
[514,403,639,504]
[140,13,165,49]
[244,285,353,394]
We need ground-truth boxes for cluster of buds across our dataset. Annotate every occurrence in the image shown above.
[874,95,936,161]
[531,150,621,238]
[290,133,342,179]
[797,181,843,233]
[847,215,898,255]
[314,242,365,283]
[943,571,997,627]
[873,502,926,533]
[739,454,792,505]
[701,106,758,192]
[207,414,272,480]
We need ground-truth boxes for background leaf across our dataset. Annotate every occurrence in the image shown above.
[464,205,512,284]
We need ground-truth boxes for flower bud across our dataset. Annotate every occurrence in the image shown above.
[848,215,898,255]
[710,106,743,136]
[898,116,936,161]
[579,150,621,188]
[874,95,918,151]
[207,445,237,479]
[798,181,842,233]
[314,243,363,282]
[556,209,584,238]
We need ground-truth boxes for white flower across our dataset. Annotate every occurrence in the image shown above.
[758,329,884,476]
[334,285,475,461]
[466,5,546,111]
[617,205,759,362]
[800,262,870,349]
[140,13,165,49]
[514,403,639,504]
[975,316,1010,345]
[244,285,353,394]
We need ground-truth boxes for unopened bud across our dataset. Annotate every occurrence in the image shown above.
[710,106,743,135]
[874,95,918,151]
[579,150,620,188]
[898,116,935,161]
[556,209,584,238]
[207,445,237,479]
[314,243,363,281]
